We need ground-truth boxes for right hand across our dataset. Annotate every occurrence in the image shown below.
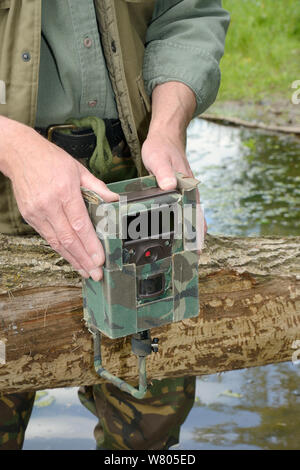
[0,117,119,281]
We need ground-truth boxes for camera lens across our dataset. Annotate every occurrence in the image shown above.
[139,274,165,298]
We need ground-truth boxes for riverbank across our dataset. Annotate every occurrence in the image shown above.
[204,99,300,131]
[210,0,300,129]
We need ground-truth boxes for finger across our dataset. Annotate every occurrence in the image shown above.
[145,155,177,190]
[62,189,106,268]
[29,219,90,278]
[46,203,103,281]
[79,164,119,202]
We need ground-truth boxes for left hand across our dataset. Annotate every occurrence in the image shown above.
[141,81,195,191]
[141,81,207,238]
[141,127,193,190]
[142,128,207,241]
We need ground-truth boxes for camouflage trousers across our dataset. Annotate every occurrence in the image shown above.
[0,377,195,450]
[0,392,35,450]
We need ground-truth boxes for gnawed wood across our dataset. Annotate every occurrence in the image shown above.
[0,233,299,393]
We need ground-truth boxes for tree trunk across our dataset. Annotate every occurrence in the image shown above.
[200,113,300,135]
[0,233,299,394]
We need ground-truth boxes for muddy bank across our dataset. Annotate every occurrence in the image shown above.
[204,99,300,131]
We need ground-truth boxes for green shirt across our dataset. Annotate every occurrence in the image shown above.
[36,0,230,127]
[36,0,118,127]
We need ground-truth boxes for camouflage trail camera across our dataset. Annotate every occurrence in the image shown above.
[82,173,200,398]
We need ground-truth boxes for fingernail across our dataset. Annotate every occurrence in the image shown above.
[110,191,119,200]
[160,178,177,190]
[103,191,119,202]
[89,267,102,282]
[92,253,103,267]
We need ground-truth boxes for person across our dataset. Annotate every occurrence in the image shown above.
[0,0,230,450]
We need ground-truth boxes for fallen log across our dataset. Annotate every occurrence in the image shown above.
[200,113,300,135]
[0,233,299,394]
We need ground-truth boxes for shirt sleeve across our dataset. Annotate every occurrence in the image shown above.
[143,0,230,116]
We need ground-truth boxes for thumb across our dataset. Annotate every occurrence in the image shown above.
[79,165,119,202]
[147,158,177,191]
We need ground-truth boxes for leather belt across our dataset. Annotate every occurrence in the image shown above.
[35,119,125,160]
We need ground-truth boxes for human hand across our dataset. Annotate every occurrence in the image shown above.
[141,82,207,239]
[0,117,119,280]
[142,128,207,245]
[142,127,193,189]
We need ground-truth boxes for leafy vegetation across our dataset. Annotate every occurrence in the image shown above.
[218,0,300,101]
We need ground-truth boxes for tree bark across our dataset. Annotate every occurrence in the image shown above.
[0,233,299,394]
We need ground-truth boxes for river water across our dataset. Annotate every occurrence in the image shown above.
[23,119,300,450]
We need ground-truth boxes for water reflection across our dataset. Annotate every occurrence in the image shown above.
[187,120,300,236]
[23,120,300,450]
[23,388,97,450]
[179,363,300,450]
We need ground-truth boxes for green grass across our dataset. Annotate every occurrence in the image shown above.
[218,0,300,101]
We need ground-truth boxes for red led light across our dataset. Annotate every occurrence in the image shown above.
[145,250,151,258]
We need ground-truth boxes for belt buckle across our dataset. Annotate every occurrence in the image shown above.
[47,124,77,142]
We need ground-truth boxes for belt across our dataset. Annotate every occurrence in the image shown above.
[35,119,125,160]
